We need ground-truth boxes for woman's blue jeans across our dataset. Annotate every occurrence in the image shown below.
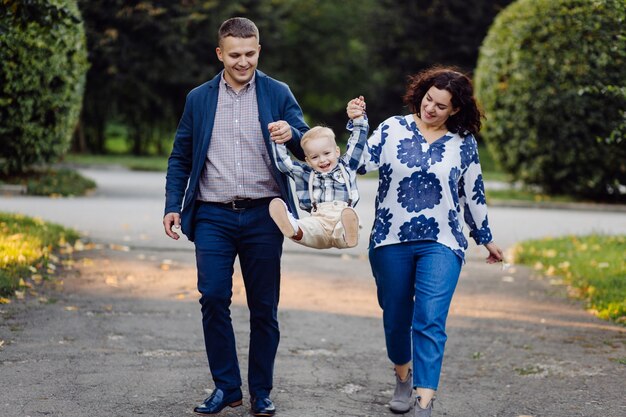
[369,240,462,390]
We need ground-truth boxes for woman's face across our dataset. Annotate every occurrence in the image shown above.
[419,86,459,128]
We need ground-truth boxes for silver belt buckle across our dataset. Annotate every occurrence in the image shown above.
[230,200,244,211]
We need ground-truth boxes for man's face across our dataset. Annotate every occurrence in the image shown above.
[304,136,341,173]
[216,36,260,90]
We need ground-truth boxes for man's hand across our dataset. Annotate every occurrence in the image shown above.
[163,212,181,240]
[268,121,292,144]
[347,95,366,119]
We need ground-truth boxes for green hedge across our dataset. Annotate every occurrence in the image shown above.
[0,0,89,175]
[475,0,626,201]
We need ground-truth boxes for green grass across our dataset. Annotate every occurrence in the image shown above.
[64,154,169,171]
[0,212,79,297]
[1,168,96,197]
[477,144,511,182]
[512,234,626,324]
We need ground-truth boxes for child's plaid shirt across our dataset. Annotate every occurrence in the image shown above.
[272,117,369,212]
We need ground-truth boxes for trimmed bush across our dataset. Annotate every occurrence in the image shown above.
[475,0,626,201]
[0,0,89,175]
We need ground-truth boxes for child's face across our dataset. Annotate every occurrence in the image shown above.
[304,136,341,173]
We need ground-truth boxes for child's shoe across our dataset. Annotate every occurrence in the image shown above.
[269,198,299,238]
[340,207,359,247]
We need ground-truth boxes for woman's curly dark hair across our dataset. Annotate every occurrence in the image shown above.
[403,66,482,136]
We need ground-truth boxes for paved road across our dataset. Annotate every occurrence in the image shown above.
[1,168,625,258]
[1,168,625,417]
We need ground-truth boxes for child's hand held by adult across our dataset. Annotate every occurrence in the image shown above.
[346,95,366,119]
[268,120,292,144]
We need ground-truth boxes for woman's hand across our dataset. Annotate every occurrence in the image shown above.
[484,242,504,264]
[346,95,366,119]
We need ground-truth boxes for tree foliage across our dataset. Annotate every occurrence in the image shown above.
[475,0,626,200]
[75,0,513,155]
[0,0,88,175]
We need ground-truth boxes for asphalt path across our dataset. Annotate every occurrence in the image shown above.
[1,168,625,417]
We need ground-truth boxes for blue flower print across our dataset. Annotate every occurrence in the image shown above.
[397,172,442,212]
[371,207,393,244]
[460,136,479,169]
[448,167,461,211]
[470,218,493,244]
[458,175,466,199]
[368,124,388,165]
[425,141,446,166]
[398,215,439,241]
[357,166,367,175]
[377,163,393,203]
[472,174,486,205]
[396,116,415,133]
[448,210,468,249]
[463,202,476,230]
[397,136,424,168]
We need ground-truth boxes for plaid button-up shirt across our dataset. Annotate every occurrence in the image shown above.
[272,117,369,211]
[198,73,280,202]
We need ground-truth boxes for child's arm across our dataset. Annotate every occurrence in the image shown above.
[343,96,369,171]
[271,141,307,179]
[343,117,370,171]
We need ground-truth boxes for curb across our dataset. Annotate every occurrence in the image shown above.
[488,198,626,213]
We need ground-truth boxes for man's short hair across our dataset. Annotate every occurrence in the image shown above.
[301,126,336,152]
[218,17,259,45]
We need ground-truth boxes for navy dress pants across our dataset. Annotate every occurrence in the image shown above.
[193,201,283,398]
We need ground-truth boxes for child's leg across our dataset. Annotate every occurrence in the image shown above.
[333,207,359,248]
[268,198,301,239]
[295,215,334,248]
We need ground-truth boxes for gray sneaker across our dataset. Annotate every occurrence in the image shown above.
[413,396,434,417]
[389,369,413,414]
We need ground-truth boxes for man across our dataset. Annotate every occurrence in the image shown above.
[163,17,308,416]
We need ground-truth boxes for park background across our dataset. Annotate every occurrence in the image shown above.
[0,1,625,415]
[1,0,624,321]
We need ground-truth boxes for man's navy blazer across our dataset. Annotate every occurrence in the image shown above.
[164,70,309,242]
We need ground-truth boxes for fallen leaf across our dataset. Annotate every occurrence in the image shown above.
[74,240,85,251]
[176,294,186,300]
[105,276,119,287]
[32,274,43,284]
[28,266,38,273]
[109,244,130,252]
[64,306,78,311]
[14,291,25,300]
[0,297,11,304]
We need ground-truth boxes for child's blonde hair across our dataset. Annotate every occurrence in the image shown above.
[300,126,336,153]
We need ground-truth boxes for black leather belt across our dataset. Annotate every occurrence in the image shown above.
[204,197,276,211]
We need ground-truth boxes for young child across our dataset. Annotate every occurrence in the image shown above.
[268,96,368,249]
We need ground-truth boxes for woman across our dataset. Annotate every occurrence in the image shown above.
[347,67,503,416]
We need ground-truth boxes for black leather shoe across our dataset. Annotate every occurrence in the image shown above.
[193,388,243,415]
[251,396,276,416]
